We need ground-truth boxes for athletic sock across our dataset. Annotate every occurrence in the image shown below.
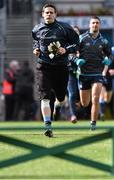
[41,99,51,125]
[99,101,107,116]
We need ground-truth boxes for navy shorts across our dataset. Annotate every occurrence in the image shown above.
[102,75,112,91]
[78,75,104,90]
[35,63,69,101]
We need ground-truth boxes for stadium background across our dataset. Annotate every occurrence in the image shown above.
[0,0,114,120]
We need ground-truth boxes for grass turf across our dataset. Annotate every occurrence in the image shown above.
[0,120,114,179]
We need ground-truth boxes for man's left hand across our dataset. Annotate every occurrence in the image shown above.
[58,47,66,55]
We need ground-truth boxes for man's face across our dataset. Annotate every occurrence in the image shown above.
[89,18,100,33]
[42,7,57,24]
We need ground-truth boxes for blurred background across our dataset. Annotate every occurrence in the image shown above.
[0,0,114,121]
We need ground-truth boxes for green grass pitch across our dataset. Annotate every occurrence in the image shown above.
[0,120,114,179]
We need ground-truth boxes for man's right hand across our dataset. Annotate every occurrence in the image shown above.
[33,48,40,56]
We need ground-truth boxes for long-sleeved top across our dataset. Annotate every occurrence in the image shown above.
[32,20,79,66]
[78,31,112,75]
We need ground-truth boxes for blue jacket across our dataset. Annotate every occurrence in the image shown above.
[32,20,79,65]
[78,31,112,75]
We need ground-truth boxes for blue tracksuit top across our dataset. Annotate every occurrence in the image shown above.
[32,20,79,65]
[78,31,112,75]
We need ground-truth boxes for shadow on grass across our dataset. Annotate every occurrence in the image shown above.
[0,174,113,179]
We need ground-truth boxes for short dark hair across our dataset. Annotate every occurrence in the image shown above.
[42,4,57,13]
[90,16,101,23]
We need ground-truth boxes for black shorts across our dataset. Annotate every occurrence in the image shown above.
[78,75,104,90]
[35,63,69,101]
